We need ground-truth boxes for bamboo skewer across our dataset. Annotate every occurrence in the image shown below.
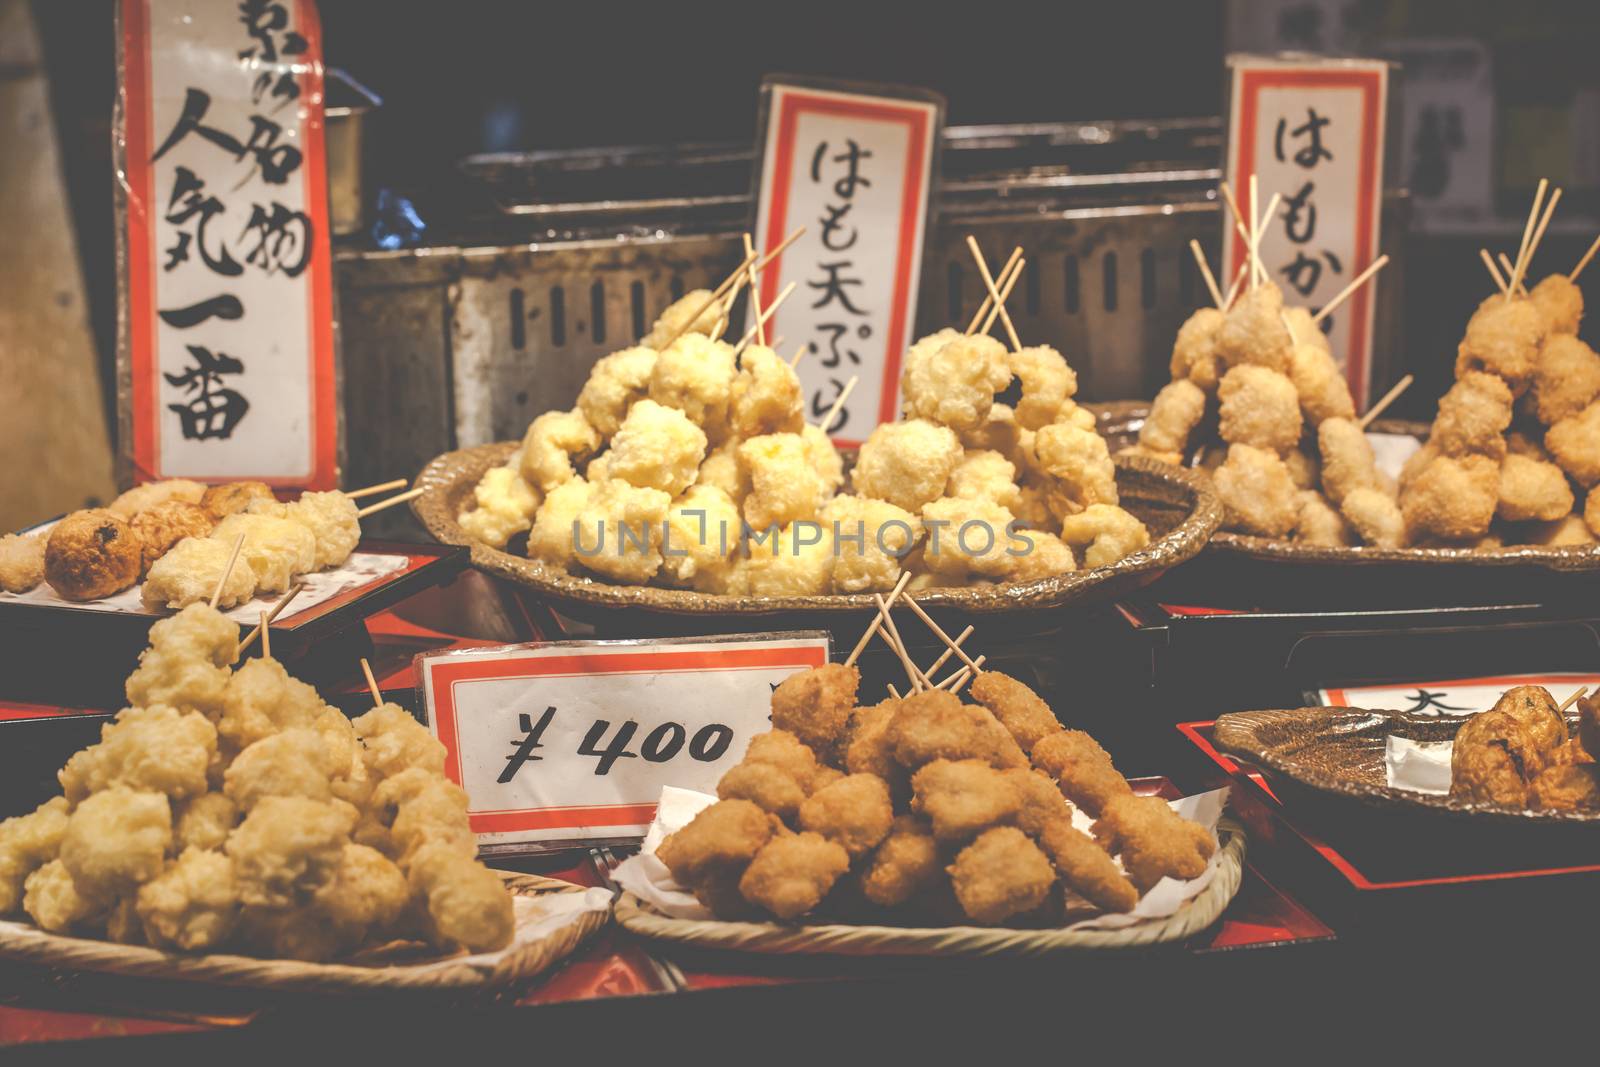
[1479,248,1509,295]
[237,582,304,655]
[1311,255,1390,327]
[874,593,930,691]
[1218,182,1258,285]
[1189,239,1225,310]
[733,281,797,356]
[653,250,759,351]
[950,664,982,696]
[356,487,424,519]
[966,236,1022,351]
[1358,374,1414,430]
[980,259,1026,335]
[209,533,246,610]
[922,624,974,680]
[816,376,859,436]
[1558,686,1589,714]
[345,478,408,500]
[359,658,383,708]
[1249,191,1281,293]
[1527,187,1562,274]
[964,247,1023,334]
[1570,233,1600,282]
[1497,252,1524,295]
[790,344,808,368]
[887,683,902,700]
[1506,178,1548,302]
[935,654,986,691]
[1248,174,1260,290]
[742,233,765,347]
[258,610,271,659]
[900,594,982,676]
[1222,260,1249,309]
[843,571,912,668]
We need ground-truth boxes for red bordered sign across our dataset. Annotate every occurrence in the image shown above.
[750,77,943,447]
[418,635,830,848]
[1322,672,1599,714]
[1223,57,1387,408]
[118,0,338,488]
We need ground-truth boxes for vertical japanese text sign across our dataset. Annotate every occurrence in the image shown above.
[116,0,339,488]
[749,77,943,446]
[1223,56,1387,408]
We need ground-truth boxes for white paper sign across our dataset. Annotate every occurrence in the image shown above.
[119,0,338,487]
[749,80,941,446]
[1385,39,1495,233]
[1320,673,1600,717]
[417,633,831,847]
[1224,56,1387,408]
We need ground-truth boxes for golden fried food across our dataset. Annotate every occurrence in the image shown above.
[968,671,1061,756]
[405,838,515,953]
[726,523,835,596]
[1545,400,1600,487]
[570,478,672,584]
[658,799,777,890]
[1059,503,1150,569]
[201,481,274,521]
[458,464,541,549]
[1498,453,1575,522]
[948,826,1055,924]
[578,346,658,440]
[1217,282,1292,373]
[60,787,172,901]
[738,831,849,920]
[1316,418,1383,506]
[902,333,1011,432]
[739,432,825,531]
[797,774,893,856]
[889,689,1027,771]
[642,289,726,350]
[607,399,708,497]
[1036,819,1139,913]
[526,477,595,569]
[224,796,356,908]
[1489,685,1566,758]
[1528,764,1600,811]
[519,409,601,492]
[1032,422,1119,513]
[946,449,1022,511]
[1341,487,1406,549]
[1214,444,1299,537]
[658,484,740,591]
[1530,272,1583,335]
[224,729,337,810]
[22,858,101,933]
[107,479,206,519]
[910,759,1021,841]
[1431,372,1513,458]
[1295,490,1353,547]
[1139,379,1207,457]
[1287,342,1356,425]
[1217,365,1302,453]
[1031,730,1133,819]
[822,494,921,593]
[730,345,804,438]
[1004,768,1073,836]
[860,815,941,907]
[921,495,1019,580]
[1008,345,1077,430]
[770,664,859,761]
[210,513,316,594]
[1531,334,1600,425]
[852,418,964,513]
[649,334,737,441]
[130,501,215,573]
[0,797,70,913]
[1170,307,1224,390]
[1008,530,1078,582]
[0,532,45,593]
[1589,490,1600,539]
[59,704,217,804]
[44,508,142,601]
[717,761,807,822]
[140,535,257,611]
[1400,453,1499,542]
[174,793,237,852]
[1455,294,1544,389]
[801,423,845,495]
[1450,709,1545,807]
[353,703,448,781]
[1579,691,1600,762]
[136,847,238,951]
[1091,793,1215,892]
[125,603,238,716]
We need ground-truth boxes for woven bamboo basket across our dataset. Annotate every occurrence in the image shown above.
[614,820,1245,957]
[0,873,607,994]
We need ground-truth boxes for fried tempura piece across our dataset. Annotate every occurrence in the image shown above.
[852,419,964,513]
[1030,730,1132,819]
[404,839,515,953]
[1091,793,1215,892]
[1287,342,1356,425]
[224,729,336,810]
[1400,454,1499,542]
[1217,282,1291,373]
[1341,487,1406,548]
[1589,490,1600,539]
[948,826,1055,924]
[578,346,658,439]
[130,501,215,574]
[1170,307,1225,390]
[1451,709,1545,807]
[911,759,1021,841]
[695,439,748,506]
[1217,365,1302,453]
[901,333,1012,432]
[921,495,1019,580]
[1526,513,1597,546]
[0,797,70,913]
[1498,453,1575,522]
[526,476,594,570]
[1003,768,1073,836]
[1295,490,1353,547]
[313,843,410,944]
[822,494,920,593]
[371,769,474,864]
[217,655,324,750]
[743,729,828,790]
[658,484,740,591]
[1033,422,1119,513]
[459,464,541,550]
[860,815,941,907]
[726,524,835,596]
[1546,400,1600,487]
[136,847,238,951]
[1456,294,1544,389]
[1530,273,1583,335]
[642,289,726,349]
[1140,379,1207,456]
[1058,503,1150,568]
[890,689,1027,771]
[1214,444,1299,537]
[174,793,237,852]
[59,788,172,901]
[968,671,1061,756]
[201,481,274,521]
[801,423,845,496]
[140,535,257,611]
[44,508,142,601]
[657,799,778,890]
[798,774,893,857]
[649,333,737,440]
[22,859,100,933]
[107,479,207,519]
[1008,530,1078,582]
[224,796,356,908]
[210,513,316,594]
[717,761,807,822]
[1008,345,1077,430]
[766,664,856,763]
[730,344,804,438]
[1531,334,1600,425]
[1316,418,1383,506]
[125,603,237,716]
[946,449,1022,511]
[352,703,447,781]
[1432,372,1513,458]
[58,704,217,803]
[1529,764,1600,811]
[1036,820,1140,912]
[571,478,672,584]
[606,399,708,497]
[0,532,45,593]
[738,831,849,919]
[739,432,824,530]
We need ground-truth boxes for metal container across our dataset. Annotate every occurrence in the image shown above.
[324,69,381,238]
[335,118,1406,497]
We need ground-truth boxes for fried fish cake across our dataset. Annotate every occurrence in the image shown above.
[1450,709,1545,807]
[44,509,142,601]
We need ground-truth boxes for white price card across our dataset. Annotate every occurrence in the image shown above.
[1223,55,1388,408]
[416,632,831,848]
[116,0,339,488]
[748,77,943,447]
[1318,673,1600,717]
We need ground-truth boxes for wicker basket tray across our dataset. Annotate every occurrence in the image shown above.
[613,820,1245,957]
[412,442,1220,619]
[0,873,608,994]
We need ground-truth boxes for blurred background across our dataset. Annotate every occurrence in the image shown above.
[5,0,1600,530]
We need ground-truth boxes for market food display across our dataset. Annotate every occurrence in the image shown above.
[1450,685,1597,811]
[455,238,1153,595]
[1130,181,1600,552]
[0,603,514,961]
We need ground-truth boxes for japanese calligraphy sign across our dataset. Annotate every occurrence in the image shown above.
[117,0,338,487]
[748,77,943,446]
[1223,56,1388,408]
[1320,673,1600,717]
[417,633,831,848]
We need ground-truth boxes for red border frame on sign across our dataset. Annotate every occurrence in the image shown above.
[426,644,828,834]
[1323,672,1599,708]
[121,0,338,488]
[759,88,933,444]
[1229,67,1383,407]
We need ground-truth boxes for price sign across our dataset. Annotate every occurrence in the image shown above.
[417,633,830,848]
[1319,673,1600,717]
[1385,39,1494,233]
[1223,55,1388,408]
[116,0,339,488]
[748,76,943,447]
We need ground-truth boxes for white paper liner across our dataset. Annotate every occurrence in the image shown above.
[406,885,614,974]
[1386,736,1454,795]
[613,784,1230,931]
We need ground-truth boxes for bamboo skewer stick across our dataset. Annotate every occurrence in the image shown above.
[874,593,930,691]
[1527,187,1562,274]
[790,344,808,368]
[966,236,1022,351]
[816,376,859,436]
[653,250,759,351]
[871,613,919,691]
[258,610,271,659]
[345,478,408,500]
[237,582,304,655]
[900,594,982,675]
[1558,686,1589,714]
[733,281,797,356]
[1358,374,1414,430]
[1497,252,1523,295]
[359,658,383,708]
[963,247,1023,334]
[1311,255,1390,327]
[1248,174,1260,290]
[1189,239,1225,310]
[1217,182,1256,280]
[1222,260,1249,309]
[742,233,765,347]
[1570,233,1600,282]
[887,683,902,700]
[980,259,1026,335]
[1506,178,1548,302]
[1250,191,1281,292]
[1479,248,1508,295]
[356,487,424,519]
[950,664,982,695]
[934,654,987,691]
[843,571,912,668]
[210,533,246,610]
[922,624,974,680]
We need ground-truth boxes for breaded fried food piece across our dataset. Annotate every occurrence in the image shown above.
[725,523,835,596]
[1214,444,1299,537]
[642,289,726,349]
[843,699,902,781]
[405,839,515,953]
[136,847,239,951]
[0,797,71,913]
[1432,372,1513,458]
[1498,453,1575,522]
[1400,454,1499,542]
[224,729,335,810]
[730,345,804,439]
[140,535,257,611]
[657,799,775,889]
[921,495,1019,580]
[1341,487,1406,548]
[58,704,218,803]
[44,508,142,601]
[1140,379,1207,456]
[225,796,357,908]
[1036,819,1139,912]
[1003,768,1073,835]
[1295,490,1353,547]
[1287,342,1356,425]
[607,399,707,497]
[801,423,845,496]
[948,826,1055,924]
[860,815,941,907]
[174,793,237,852]
[1529,764,1600,811]
[911,759,1021,841]
[130,501,215,573]
[1170,307,1224,390]
[1532,333,1600,425]
[739,432,825,530]
[889,689,1027,771]
[770,664,859,762]
[22,859,102,933]
[107,478,206,519]
[570,478,672,584]
[649,333,737,441]
[526,477,595,570]
[1489,685,1566,758]
[1317,417,1383,506]
[742,729,827,790]
[1530,272,1583,335]
[716,761,807,822]
[1217,282,1292,373]
[902,333,1011,432]
[738,831,849,920]
[0,532,45,593]
[1033,422,1120,513]
[945,449,1022,511]
[1546,399,1600,487]
[1009,345,1077,430]
[1455,293,1544,389]
[460,464,541,549]
[1581,691,1600,762]
[1450,709,1545,807]
[60,787,172,901]
[1091,793,1215,892]
[352,702,448,781]
[822,494,921,594]
[852,418,964,513]
[798,774,893,856]
[1059,503,1150,568]
[519,409,601,492]
[579,346,658,439]
[125,603,237,715]
[1008,529,1078,582]
[210,513,316,594]
[1217,365,1302,453]
[1031,730,1133,818]
[968,670,1061,755]
[201,481,274,521]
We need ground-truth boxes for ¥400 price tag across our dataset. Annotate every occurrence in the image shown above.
[416,633,830,848]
